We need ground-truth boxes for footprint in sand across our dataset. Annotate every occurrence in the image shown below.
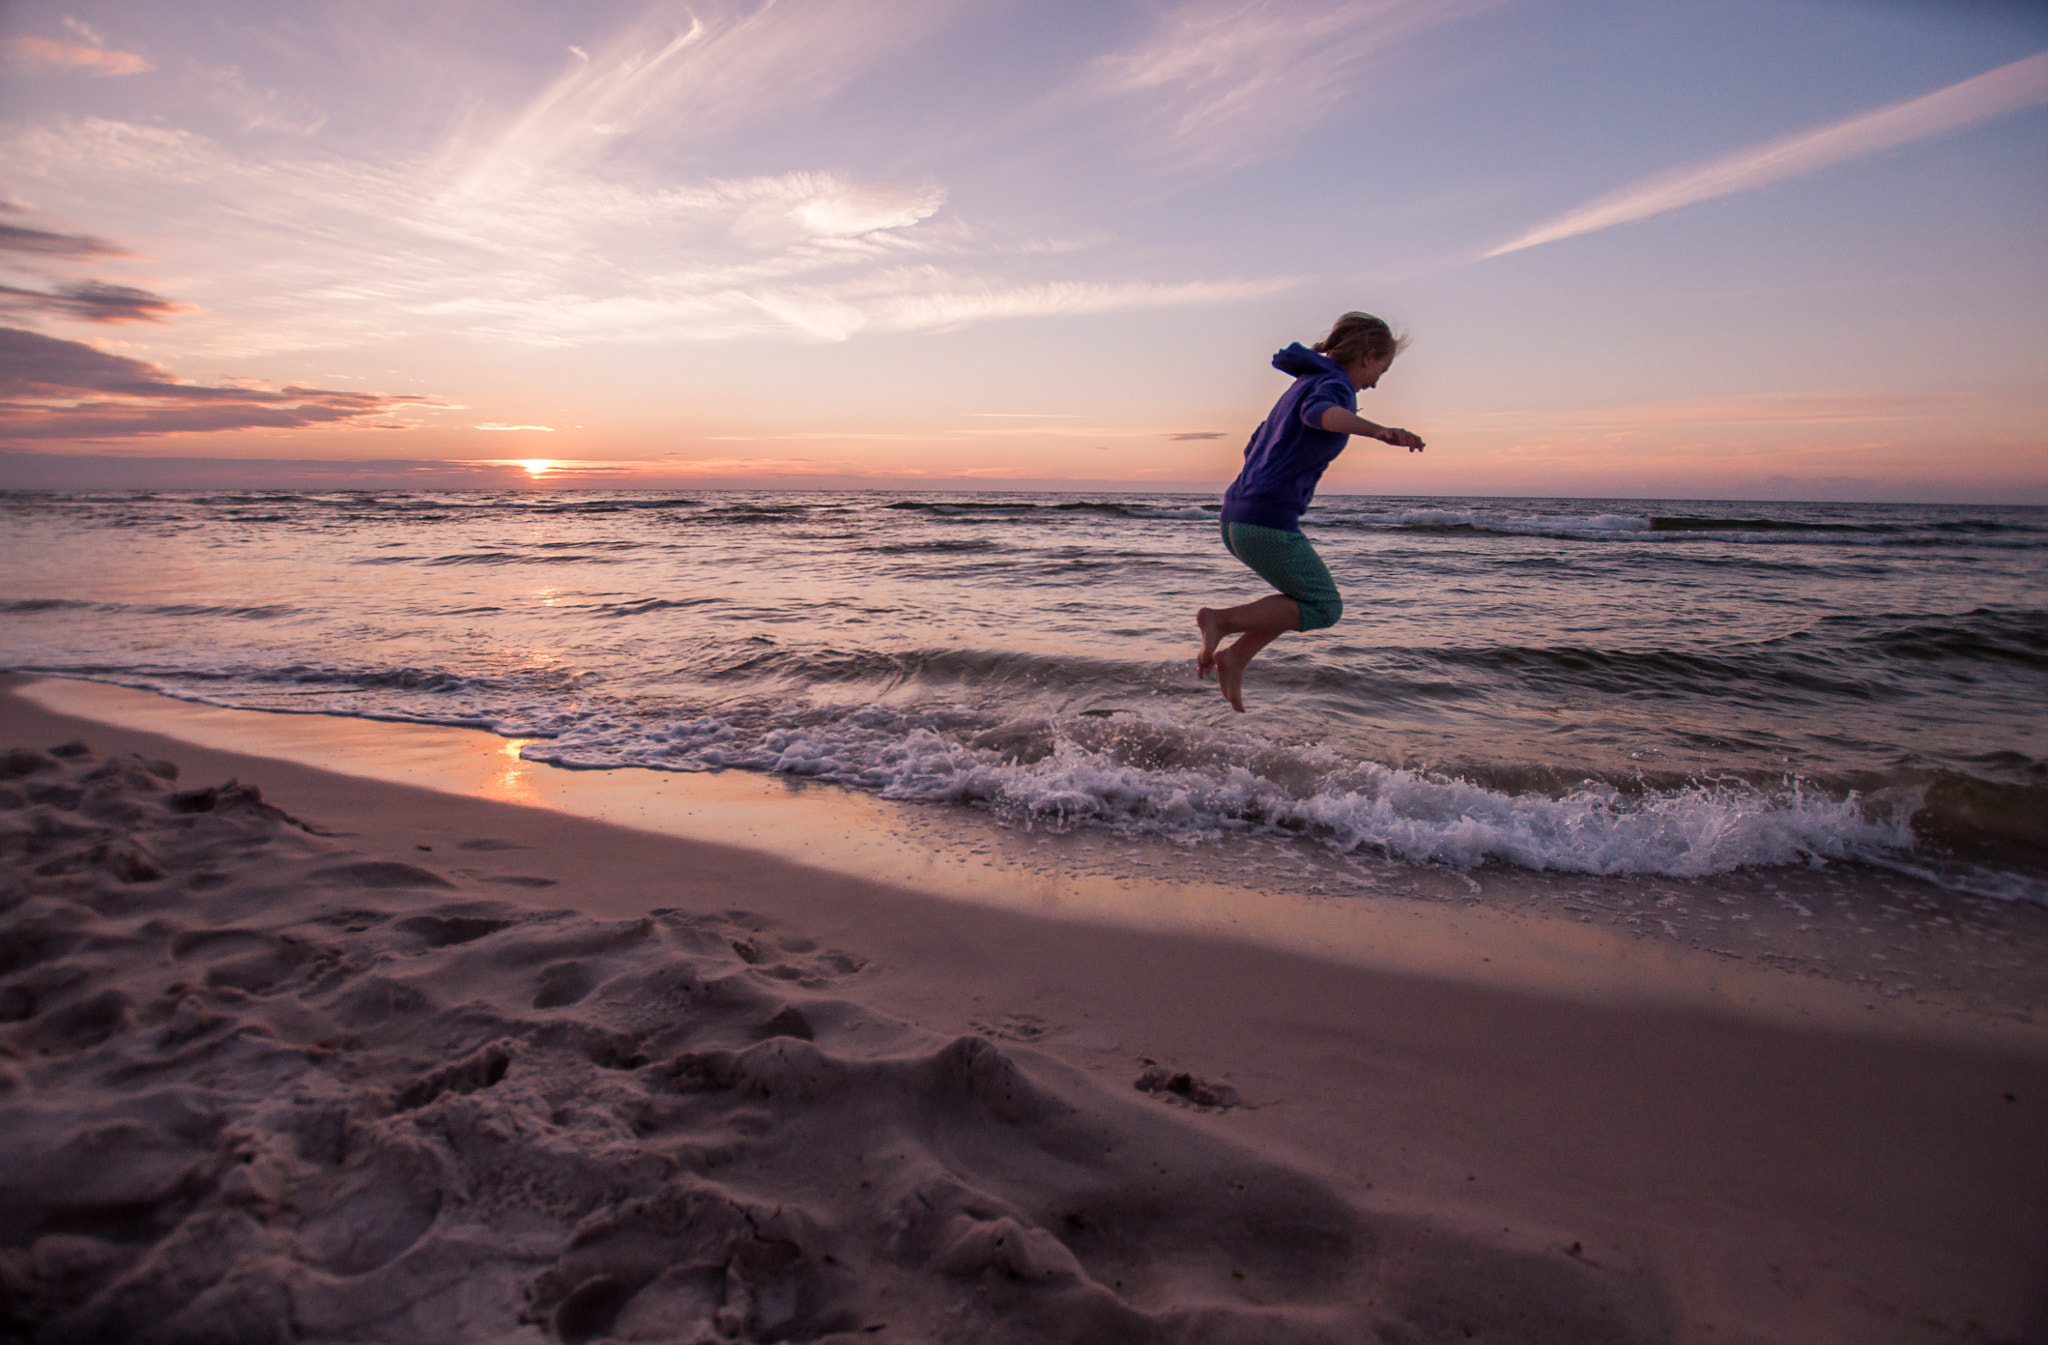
[394,910,517,947]
[297,1140,447,1275]
[310,860,455,890]
[974,1013,1051,1043]
[649,908,869,989]
[168,928,271,962]
[534,960,598,1009]
[1134,1063,1241,1109]
[201,939,321,995]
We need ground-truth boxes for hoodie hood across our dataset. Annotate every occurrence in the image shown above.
[1272,342,1345,379]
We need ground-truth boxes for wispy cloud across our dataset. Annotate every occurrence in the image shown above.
[1077,0,1503,169]
[854,276,1295,337]
[0,327,442,443]
[3,35,152,76]
[475,423,555,432]
[0,218,130,260]
[197,66,329,136]
[1487,50,2048,258]
[0,280,183,323]
[454,0,966,189]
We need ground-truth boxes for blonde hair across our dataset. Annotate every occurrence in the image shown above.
[1312,311,1406,367]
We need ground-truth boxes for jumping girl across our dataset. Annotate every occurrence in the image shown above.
[1196,311,1425,712]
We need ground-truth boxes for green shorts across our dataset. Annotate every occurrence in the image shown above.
[1221,521,1342,631]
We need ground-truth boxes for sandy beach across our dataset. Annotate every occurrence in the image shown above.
[2,675,2043,1345]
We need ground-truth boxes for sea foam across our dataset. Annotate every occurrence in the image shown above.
[523,707,1921,881]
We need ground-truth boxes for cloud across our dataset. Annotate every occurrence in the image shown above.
[0,326,440,443]
[3,35,152,76]
[1486,49,2048,258]
[1077,0,1503,169]
[0,3,1306,359]
[475,423,556,431]
[848,275,1298,338]
[455,0,967,190]
[0,220,129,260]
[197,66,329,135]
[4,116,1292,352]
[0,280,183,323]
[1164,431,1227,440]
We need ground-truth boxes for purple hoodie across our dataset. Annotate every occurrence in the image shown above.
[1217,344,1356,533]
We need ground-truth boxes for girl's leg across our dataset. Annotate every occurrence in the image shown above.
[1198,522,1339,712]
[1196,593,1300,712]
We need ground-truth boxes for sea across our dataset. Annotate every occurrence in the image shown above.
[3,489,2044,910]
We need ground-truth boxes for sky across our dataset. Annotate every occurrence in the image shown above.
[1,0,2043,501]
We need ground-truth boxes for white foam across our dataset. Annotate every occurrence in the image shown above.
[523,708,1924,882]
[1126,506,1216,521]
[1372,508,1653,540]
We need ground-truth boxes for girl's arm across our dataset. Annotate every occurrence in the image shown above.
[1319,406,1425,450]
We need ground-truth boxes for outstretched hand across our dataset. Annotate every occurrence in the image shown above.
[1382,427,1425,451]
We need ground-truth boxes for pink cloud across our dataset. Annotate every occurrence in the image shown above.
[4,36,153,76]
[0,219,130,260]
[0,280,184,324]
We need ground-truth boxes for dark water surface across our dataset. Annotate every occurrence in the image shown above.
[4,490,2043,905]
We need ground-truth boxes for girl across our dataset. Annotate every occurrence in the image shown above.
[1197,311,1424,712]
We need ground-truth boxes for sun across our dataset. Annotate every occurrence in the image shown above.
[520,459,554,478]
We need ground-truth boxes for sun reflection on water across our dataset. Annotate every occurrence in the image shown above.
[489,738,536,803]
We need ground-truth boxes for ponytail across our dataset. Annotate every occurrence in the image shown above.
[1312,311,1406,366]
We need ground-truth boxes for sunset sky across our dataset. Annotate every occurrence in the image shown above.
[2,0,2043,500]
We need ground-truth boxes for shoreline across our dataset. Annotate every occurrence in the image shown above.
[3,675,2045,1342]
[15,674,2047,1041]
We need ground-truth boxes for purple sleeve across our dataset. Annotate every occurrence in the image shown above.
[1296,373,1351,429]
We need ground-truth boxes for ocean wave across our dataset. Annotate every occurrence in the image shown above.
[885,500,1038,513]
[1648,515,1875,534]
[9,487,2042,904]
[1374,508,1650,537]
[1,599,97,614]
[703,644,1135,694]
[861,539,1006,554]
[1850,608,2048,668]
[1301,506,2048,548]
[586,596,732,616]
[525,497,702,513]
[141,602,305,620]
[514,704,1972,885]
[2,599,302,621]
[884,499,1219,521]
[422,550,624,566]
[1053,501,1216,520]
[20,655,2041,896]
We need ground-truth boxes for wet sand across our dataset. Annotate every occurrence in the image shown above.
[3,675,2044,1343]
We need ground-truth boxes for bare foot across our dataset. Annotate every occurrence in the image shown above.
[1195,608,1224,678]
[1213,641,1251,712]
